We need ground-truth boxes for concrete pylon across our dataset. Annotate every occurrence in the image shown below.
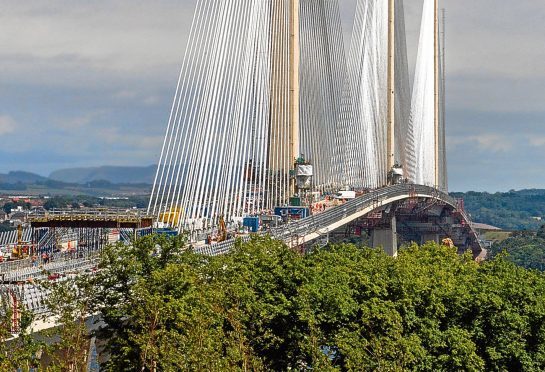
[269,0,300,202]
[371,216,398,257]
[289,0,300,197]
[387,0,396,175]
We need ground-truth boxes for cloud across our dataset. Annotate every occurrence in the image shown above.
[0,0,545,192]
[143,95,161,106]
[55,111,105,130]
[0,115,16,135]
[529,136,545,147]
[471,134,513,153]
[112,90,138,100]
[112,90,162,106]
[0,0,194,88]
[450,133,513,153]
[99,126,163,150]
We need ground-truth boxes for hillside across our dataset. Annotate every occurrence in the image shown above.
[49,165,156,184]
[0,171,48,184]
[451,189,545,231]
[0,172,151,197]
[488,230,545,270]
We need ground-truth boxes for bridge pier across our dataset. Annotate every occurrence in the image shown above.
[371,216,398,257]
[421,233,440,245]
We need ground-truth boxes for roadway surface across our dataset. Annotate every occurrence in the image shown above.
[195,184,482,256]
[1,184,481,279]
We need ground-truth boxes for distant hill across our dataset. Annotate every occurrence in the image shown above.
[0,171,48,184]
[451,189,545,231]
[49,165,157,185]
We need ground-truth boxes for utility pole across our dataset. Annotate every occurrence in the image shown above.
[434,0,440,188]
[289,0,300,197]
[387,0,396,181]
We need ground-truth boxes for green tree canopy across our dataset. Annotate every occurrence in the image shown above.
[73,236,545,371]
[490,233,545,271]
[5,234,545,370]
[450,189,545,231]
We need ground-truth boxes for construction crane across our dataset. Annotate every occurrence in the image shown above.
[216,216,227,242]
[10,225,37,260]
[12,225,29,259]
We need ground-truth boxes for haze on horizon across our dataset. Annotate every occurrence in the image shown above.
[0,0,544,192]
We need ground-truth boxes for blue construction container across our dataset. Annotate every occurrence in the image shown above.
[243,217,260,233]
[155,228,179,237]
[274,207,310,220]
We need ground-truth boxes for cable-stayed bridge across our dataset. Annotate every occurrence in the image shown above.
[0,0,483,331]
[0,0,479,272]
[146,0,474,255]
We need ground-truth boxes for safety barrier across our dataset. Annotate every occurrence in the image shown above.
[203,184,471,256]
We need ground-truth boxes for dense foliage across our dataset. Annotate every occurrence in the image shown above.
[451,189,545,231]
[0,277,98,370]
[2,200,32,214]
[85,236,545,370]
[5,235,545,370]
[0,182,27,191]
[489,230,545,271]
[0,296,42,370]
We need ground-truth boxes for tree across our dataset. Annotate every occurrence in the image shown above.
[40,275,96,370]
[0,222,15,233]
[450,189,545,231]
[32,235,545,370]
[0,290,42,370]
[537,224,545,239]
[43,199,62,211]
[490,234,545,271]
[2,200,32,214]
[2,202,15,214]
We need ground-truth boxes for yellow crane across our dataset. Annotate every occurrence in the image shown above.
[216,216,227,242]
[12,225,28,259]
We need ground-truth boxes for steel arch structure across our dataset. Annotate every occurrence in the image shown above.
[195,184,483,257]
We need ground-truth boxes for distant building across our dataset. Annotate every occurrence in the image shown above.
[471,222,502,233]
[30,206,46,215]
[29,199,45,207]
[0,210,7,222]
[471,222,502,241]
[10,211,28,225]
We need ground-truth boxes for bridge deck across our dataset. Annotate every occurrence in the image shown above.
[197,184,482,256]
[0,184,483,327]
[30,213,153,229]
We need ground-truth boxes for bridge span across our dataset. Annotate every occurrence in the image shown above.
[0,183,481,335]
[196,184,483,258]
[0,0,482,338]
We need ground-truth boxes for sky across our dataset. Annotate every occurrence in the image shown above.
[1,0,544,192]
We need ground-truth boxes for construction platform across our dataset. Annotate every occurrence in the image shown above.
[29,209,154,229]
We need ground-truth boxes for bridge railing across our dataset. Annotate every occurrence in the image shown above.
[1,185,469,274]
[269,184,446,240]
[201,184,456,255]
[0,256,99,283]
[40,207,148,216]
